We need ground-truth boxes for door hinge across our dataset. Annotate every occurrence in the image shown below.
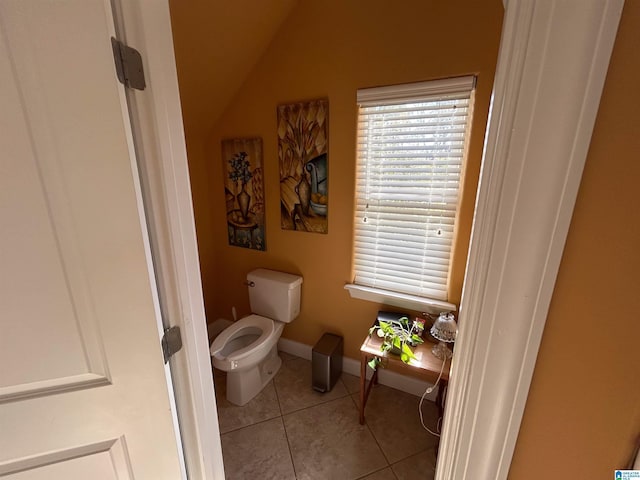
[111,37,146,90]
[162,326,183,363]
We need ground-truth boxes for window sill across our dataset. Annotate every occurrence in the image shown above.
[344,284,457,314]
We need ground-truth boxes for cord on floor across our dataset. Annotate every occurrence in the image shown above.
[419,355,447,437]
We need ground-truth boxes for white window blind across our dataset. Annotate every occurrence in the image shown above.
[353,76,475,301]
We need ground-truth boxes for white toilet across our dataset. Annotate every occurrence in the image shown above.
[209,268,303,406]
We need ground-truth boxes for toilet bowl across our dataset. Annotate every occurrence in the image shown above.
[210,269,303,406]
[210,315,284,405]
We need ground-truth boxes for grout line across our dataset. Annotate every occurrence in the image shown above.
[351,388,439,471]
[353,465,399,480]
[272,375,299,479]
[277,415,298,479]
[219,411,282,436]
[388,446,438,477]
[274,365,353,416]
[349,391,393,467]
[362,411,392,467]
[281,392,354,419]
[272,376,285,417]
[218,352,438,478]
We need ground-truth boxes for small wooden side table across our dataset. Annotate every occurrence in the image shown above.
[359,334,451,425]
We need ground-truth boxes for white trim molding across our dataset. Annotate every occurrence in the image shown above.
[356,75,475,105]
[113,1,225,479]
[277,338,439,401]
[436,1,624,480]
[344,284,457,314]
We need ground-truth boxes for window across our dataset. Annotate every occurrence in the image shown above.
[349,76,475,305]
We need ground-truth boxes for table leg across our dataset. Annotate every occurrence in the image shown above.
[359,353,366,424]
[359,354,380,425]
[369,368,379,393]
[436,380,448,421]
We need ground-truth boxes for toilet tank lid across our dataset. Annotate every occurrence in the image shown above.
[247,269,303,289]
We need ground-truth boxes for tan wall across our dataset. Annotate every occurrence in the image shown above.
[169,0,298,304]
[509,2,640,477]
[171,1,639,472]
[204,0,503,360]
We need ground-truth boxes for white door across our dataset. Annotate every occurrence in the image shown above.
[0,1,185,478]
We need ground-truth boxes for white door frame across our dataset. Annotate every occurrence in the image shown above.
[436,1,624,479]
[113,1,224,479]
[120,1,623,479]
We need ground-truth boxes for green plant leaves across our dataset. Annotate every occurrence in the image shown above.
[369,317,421,366]
[378,320,393,334]
[368,357,381,370]
[401,342,416,360]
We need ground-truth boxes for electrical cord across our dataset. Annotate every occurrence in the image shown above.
[419,354,448,437]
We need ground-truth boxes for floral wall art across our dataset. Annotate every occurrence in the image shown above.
[277,99,328,233]
[222,138,266,250]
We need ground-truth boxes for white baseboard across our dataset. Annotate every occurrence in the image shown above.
[278,337,313,360]
[277,337,439,402]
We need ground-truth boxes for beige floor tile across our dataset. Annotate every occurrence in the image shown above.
[353,385,439,464]
[221,417,296,480]
[391,448,437,480]
[213,352,443,479]
[359,467,398,479]
[214,376,281,434]
[283,396,388,480]
[340,372,361,395]
[274,357,348,414]
[278,350,299,362]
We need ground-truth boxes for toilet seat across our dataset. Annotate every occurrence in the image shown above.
[210,314,281,371]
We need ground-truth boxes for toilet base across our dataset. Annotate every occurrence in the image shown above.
[226,345,282,406]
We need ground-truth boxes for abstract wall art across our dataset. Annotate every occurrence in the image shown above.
[221,137,266,250]
[277,98,328,233]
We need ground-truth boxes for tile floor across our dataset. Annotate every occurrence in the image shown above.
[214,351,440,480]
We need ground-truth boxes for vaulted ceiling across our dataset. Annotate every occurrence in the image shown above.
[169,0,298,138]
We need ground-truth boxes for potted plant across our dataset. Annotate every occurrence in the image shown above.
[367,316,424,370]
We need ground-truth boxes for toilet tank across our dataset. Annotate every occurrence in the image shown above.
[247,269,303,323]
